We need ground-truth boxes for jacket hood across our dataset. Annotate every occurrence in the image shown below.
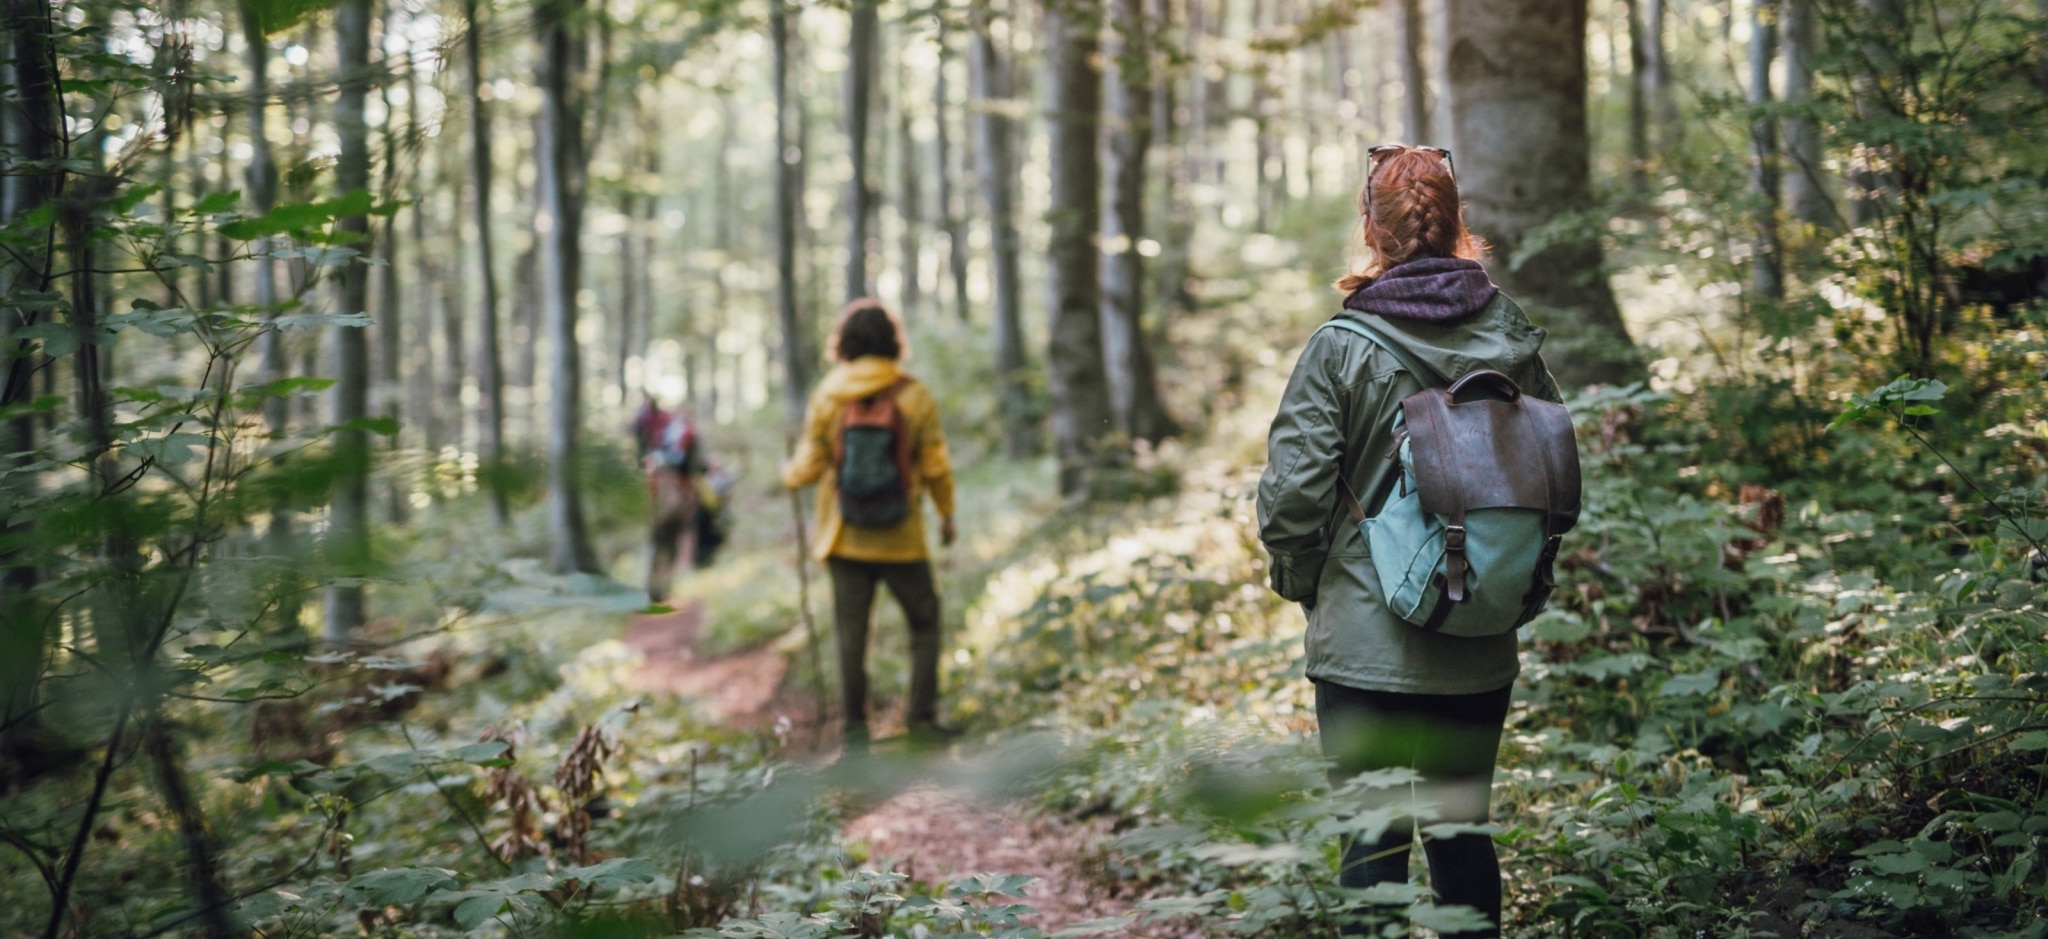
[1335,289,1548,382]
[1342,257,1499,324]
[817,356,907,402]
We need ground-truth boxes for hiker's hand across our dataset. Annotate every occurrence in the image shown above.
[940,516,957,547]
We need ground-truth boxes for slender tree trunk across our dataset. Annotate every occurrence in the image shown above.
[440,134,466,449]
[324,0,373,642]
[1152,0,1196,319]
[465,0,509,526]
[933,19,973,324]
[1394,0,1429,144]
[1780,0,1834,229]
[1427,0,1454,149]
[1625,0,1650,196]
[537,0,599,573]
[1044,0,1115,497]
[406,55,439,452]
[771,0,812,427]
[616,191,636,406]
[1446,0,1642,386]
[970,0,1033,458]
[1642,0,1679,147]
[844,0,879,300]
[1101,0,1177,444]
[374,62,409,525]
[1748,0,1785,300]
[895,56,923,315]
[239,0,300,583]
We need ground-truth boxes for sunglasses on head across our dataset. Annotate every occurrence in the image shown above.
[1364,144,1455,216]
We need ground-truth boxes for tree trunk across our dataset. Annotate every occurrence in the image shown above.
[1044,0,1115,497]
[971,0,1033,458]
[1,0,59,762]
[1446,0,1642,387]
[374,63,408,525]
[771,0,812,427]
[537,0,599,573]
[1642,0,1679,147]
[844,0,879,301]
[1427,0,1454,149]
[933,19,973,324]
[465,0,509,526]
[1625,0,1650,196]
[1101,0,1178,444]
[1395,0,1429,144]
[1152,0,1197,319]
[324,0,373,642]
[440,134,466,449]
[1748,0,1785,300]
[895,55,923,316]
[406,54,439,452]
[1780,0,1835,229]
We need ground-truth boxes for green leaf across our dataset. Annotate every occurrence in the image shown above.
[12,322,79,359]
[2010,731,2048,751]
[332,416,400,437]
[1866,851,1929,875]
[1407,902,1494,935]
[192,191,242,214]
[453,895,506,929]
[451,741,512,765]
[554,857,661,890]
[346,867,459,905]
[1658,669,1722,697]
[127,432,213,466]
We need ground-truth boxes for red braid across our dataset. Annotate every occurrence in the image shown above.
[1334,148,1485,293]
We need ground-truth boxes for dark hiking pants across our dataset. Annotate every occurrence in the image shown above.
[828,558,942,743]
[1314,679,1513,939]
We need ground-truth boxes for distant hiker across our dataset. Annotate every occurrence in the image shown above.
[1257,145,1572,939]
[634,396,714,602]
[783,298,957,751]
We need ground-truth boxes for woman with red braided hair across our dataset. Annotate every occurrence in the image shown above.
[1257,146,1564,938]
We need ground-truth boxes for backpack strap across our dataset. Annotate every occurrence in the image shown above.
[1313,316,1443,526]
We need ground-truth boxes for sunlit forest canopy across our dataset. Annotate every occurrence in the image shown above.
[2,0,2045,932]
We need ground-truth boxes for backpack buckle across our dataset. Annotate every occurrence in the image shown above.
[1443,524,1466,552]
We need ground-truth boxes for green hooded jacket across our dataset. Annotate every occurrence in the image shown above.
[1256,292,1562,695]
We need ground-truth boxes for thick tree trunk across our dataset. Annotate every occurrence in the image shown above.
[1446,0,1642,387]
[537,0,599,574]
[844,0,879,300]
[971,0,1033,458]
[1780,0,1834,229]
[1394,0,1429,144]
[1748,0,1785,300]
[1,0,59,761]
[933,20,973,324]
[771,0,812,427]
[1101,0,1178,444]
[465,0,509,526]
[324,0,373,642]
[1044,0,1115,497]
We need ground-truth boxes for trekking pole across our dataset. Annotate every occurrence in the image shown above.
[785,436,830,740]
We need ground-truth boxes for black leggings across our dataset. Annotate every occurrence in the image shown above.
[1313,679,1512,939]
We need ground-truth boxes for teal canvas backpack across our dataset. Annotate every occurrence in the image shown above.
[1316,317,1582,638]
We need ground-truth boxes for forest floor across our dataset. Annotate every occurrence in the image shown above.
[620,601,1176,933]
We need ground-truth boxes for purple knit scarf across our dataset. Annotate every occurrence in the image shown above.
[1341,257,1498,324]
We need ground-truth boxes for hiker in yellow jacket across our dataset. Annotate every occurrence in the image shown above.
[783,298,956,749]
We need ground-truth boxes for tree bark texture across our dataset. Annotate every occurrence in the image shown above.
[844,0,879,301]
[1394,0,1430,144]
[1748,0,1785,300]
[374,65,409,525]
[464,0,509,526]
[1043,0,1115,497]
[772,0,813,428]
[1101,0,1178,444]
[933,20,973,324]
[2,0,60,750]
[537,0,599,574]
[324,0,373,642]
[970,0,1034,459]
[1780,0,1835,229]
[405,57,439,452]
[1625,0,1650,195]
[1445,0,1642,387]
